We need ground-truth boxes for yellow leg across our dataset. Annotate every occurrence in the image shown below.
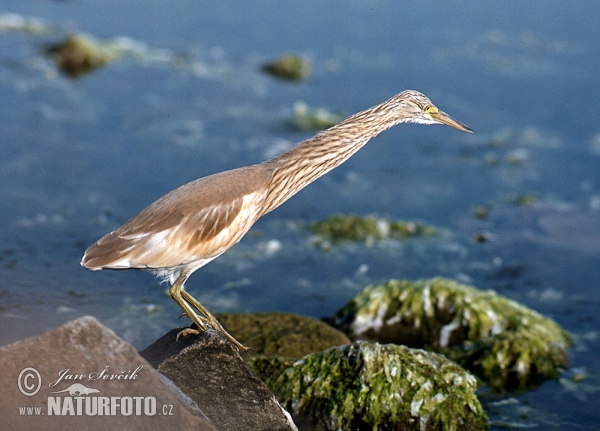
[180,289,248,351]
[169,274,208,332]
[169,274,248,351]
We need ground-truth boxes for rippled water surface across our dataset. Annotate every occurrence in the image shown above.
[1,1,599,428]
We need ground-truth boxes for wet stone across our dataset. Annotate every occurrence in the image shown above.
[332,277,572,392]
[214,312,350,384]
[139,326,297,431]
[216,312,351,359]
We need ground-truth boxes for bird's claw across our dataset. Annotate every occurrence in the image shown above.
[175,327,201,341]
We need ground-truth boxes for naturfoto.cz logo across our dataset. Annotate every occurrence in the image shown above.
[16,366,174,417]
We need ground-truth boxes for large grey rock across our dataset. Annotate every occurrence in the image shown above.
[140,326,297,431]
[0,316,215,431]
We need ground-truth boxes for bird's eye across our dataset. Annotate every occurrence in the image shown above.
[423,105,437,114]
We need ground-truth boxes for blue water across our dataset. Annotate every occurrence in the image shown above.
[1,1,599,429]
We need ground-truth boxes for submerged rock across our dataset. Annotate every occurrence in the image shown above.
[262,54,311,81]
[46,34,123,77]
[288,101,345,131]
[473,193,539,219]
[46,33,168,78]
[333,278,572,392]
[264,341,488,431]
[311,214,437,245]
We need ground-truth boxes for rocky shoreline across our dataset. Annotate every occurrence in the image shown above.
[0,278,571,430]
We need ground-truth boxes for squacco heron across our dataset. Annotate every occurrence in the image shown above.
[81,90,472,350]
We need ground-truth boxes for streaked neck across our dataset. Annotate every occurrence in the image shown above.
[260,98,401,215]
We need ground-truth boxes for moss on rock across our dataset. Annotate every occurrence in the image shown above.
[46,34,123,78]
[311,214,437,244]
[262,54,311,81]
[265,341,488,431]
[333,278,572,392]
[217,312,350,361]
[247,355,299,385]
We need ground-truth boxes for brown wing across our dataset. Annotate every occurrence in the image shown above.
[81,164,272,270]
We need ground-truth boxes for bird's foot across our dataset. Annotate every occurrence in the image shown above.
[204,319,249,352]
[174,323,248,352]
[178,289,249,351]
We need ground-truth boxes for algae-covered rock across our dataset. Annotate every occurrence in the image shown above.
[333,278,572,392]
[247,355,299,385]
[46,34,125,77]
[505,193,539,206]
[262,54,311,81]
[288,101,345,131]
[216,312,350,361]
[474,193,539,219]
[311,214,437,244]
[266,341,488,431]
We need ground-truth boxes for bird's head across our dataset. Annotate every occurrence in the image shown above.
[389,90,473,133]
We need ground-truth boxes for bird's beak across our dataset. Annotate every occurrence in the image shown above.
[431,110,473,133]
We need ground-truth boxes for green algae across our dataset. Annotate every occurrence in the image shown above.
[264,341,488,431]
[311,214,438,244]
[262,54,312,81]
[333,278,572,392]
[505,193,539,207]
[474,193,539,219]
